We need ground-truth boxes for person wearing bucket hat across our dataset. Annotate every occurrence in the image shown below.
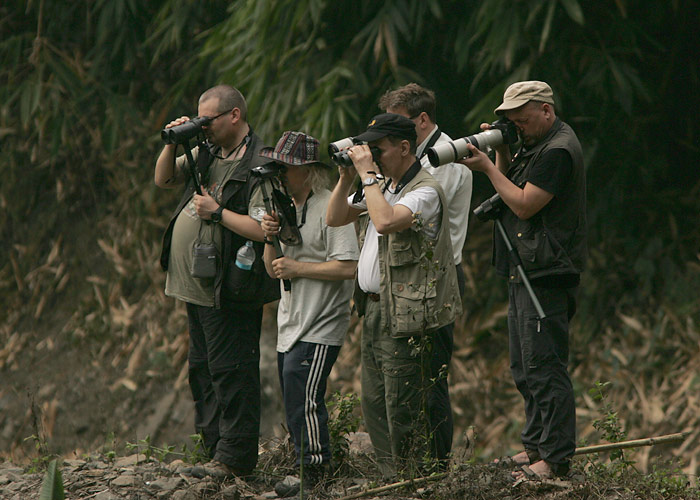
[253,131,359,496]
[155,85,280,480]
[461,81,586,481]
[326,114,462,477]
[379,83,473,467]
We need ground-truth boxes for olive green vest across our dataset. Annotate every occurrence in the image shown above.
[354,169,462,337]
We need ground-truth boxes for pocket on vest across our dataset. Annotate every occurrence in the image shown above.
[389,282,437,336]
[387,232,421,266]
[514,225,562,272]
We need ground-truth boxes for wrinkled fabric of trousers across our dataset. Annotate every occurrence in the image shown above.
[186,302,262,472]
[360,299,430,477]
[508,282,577,468]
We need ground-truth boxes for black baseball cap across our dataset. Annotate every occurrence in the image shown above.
[353,113,417,143]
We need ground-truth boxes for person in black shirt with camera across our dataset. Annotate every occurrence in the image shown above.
[461,81,586,481]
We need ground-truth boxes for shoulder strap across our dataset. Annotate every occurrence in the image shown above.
[196,142,217,186]
[419,127,441,159]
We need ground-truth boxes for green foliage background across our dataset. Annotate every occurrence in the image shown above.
[2,0,699,465]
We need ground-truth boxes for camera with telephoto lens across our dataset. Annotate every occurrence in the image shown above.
[427,118,518,167]
[328,137,381,167]
[161,116,212,144]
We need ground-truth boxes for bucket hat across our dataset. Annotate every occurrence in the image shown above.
[259,131,330,168]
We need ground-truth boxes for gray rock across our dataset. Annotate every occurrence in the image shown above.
[93,491,121,500]
[114,453,142,467]
[148,476,184,491]
[348,431,373,455]
[110,474,141,487]
[220,484,240,499]
[172,490,200,500]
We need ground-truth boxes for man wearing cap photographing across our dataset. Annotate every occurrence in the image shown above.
[460,81,586,481]
[252,131,359,497]
[326,113,461,476]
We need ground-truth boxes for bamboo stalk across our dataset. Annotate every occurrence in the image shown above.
[337,432,690,500]
[574,431,689,456]
[337,472,448,500]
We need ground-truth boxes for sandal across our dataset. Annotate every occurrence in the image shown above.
[492,449,540,467]
[515,463,554,482]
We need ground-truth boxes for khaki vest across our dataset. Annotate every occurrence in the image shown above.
[354,169,462,337]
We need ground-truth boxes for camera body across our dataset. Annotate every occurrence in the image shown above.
[473,193,504,222]
[161,116,212,144]
[427,118,518,167]
[251,162,284,179]
[328,137,381,167]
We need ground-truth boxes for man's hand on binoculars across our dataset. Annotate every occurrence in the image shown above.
[164,116,190,130]
[348,144,375,178]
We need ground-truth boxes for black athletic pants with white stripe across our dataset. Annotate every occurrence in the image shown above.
[277,341,341,467]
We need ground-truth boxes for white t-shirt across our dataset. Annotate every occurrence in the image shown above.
[349,181,441,293]
[274,189,359,352]
[417,126,473,265]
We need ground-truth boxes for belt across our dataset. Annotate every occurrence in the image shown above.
[366,292,380,302]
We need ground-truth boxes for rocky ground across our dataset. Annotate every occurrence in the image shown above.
[3,431,699,500]
[0,446,579,500]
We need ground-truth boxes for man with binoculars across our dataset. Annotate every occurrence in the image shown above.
[379,83,473,466]
[326,113,461,477]
[155,84,277,479]
[461,81,586,481]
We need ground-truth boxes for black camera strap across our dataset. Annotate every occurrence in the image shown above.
[418,127,441,160]
[182,139,203,195]
[391,159,422,194]
[296,191,313,229]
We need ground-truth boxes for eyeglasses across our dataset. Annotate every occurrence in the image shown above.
[206,108,234,122]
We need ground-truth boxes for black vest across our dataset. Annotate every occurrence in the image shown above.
[159,131,280,308]
[494,118,587,282]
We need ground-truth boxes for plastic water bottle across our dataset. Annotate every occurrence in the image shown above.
[235,240,255,270]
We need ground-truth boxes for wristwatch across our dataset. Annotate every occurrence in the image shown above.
[211,206,224,223]
[362,176,379,187]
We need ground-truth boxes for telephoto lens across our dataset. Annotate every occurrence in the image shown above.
[161,116,211,144]
[427,118,518,167]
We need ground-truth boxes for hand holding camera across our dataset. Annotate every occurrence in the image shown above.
[426,118,518,167]
[459,142,494,173]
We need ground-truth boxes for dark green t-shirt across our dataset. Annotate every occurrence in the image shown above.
[165,151,241,306]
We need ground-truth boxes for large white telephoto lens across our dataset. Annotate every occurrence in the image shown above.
[427,128,506,167]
